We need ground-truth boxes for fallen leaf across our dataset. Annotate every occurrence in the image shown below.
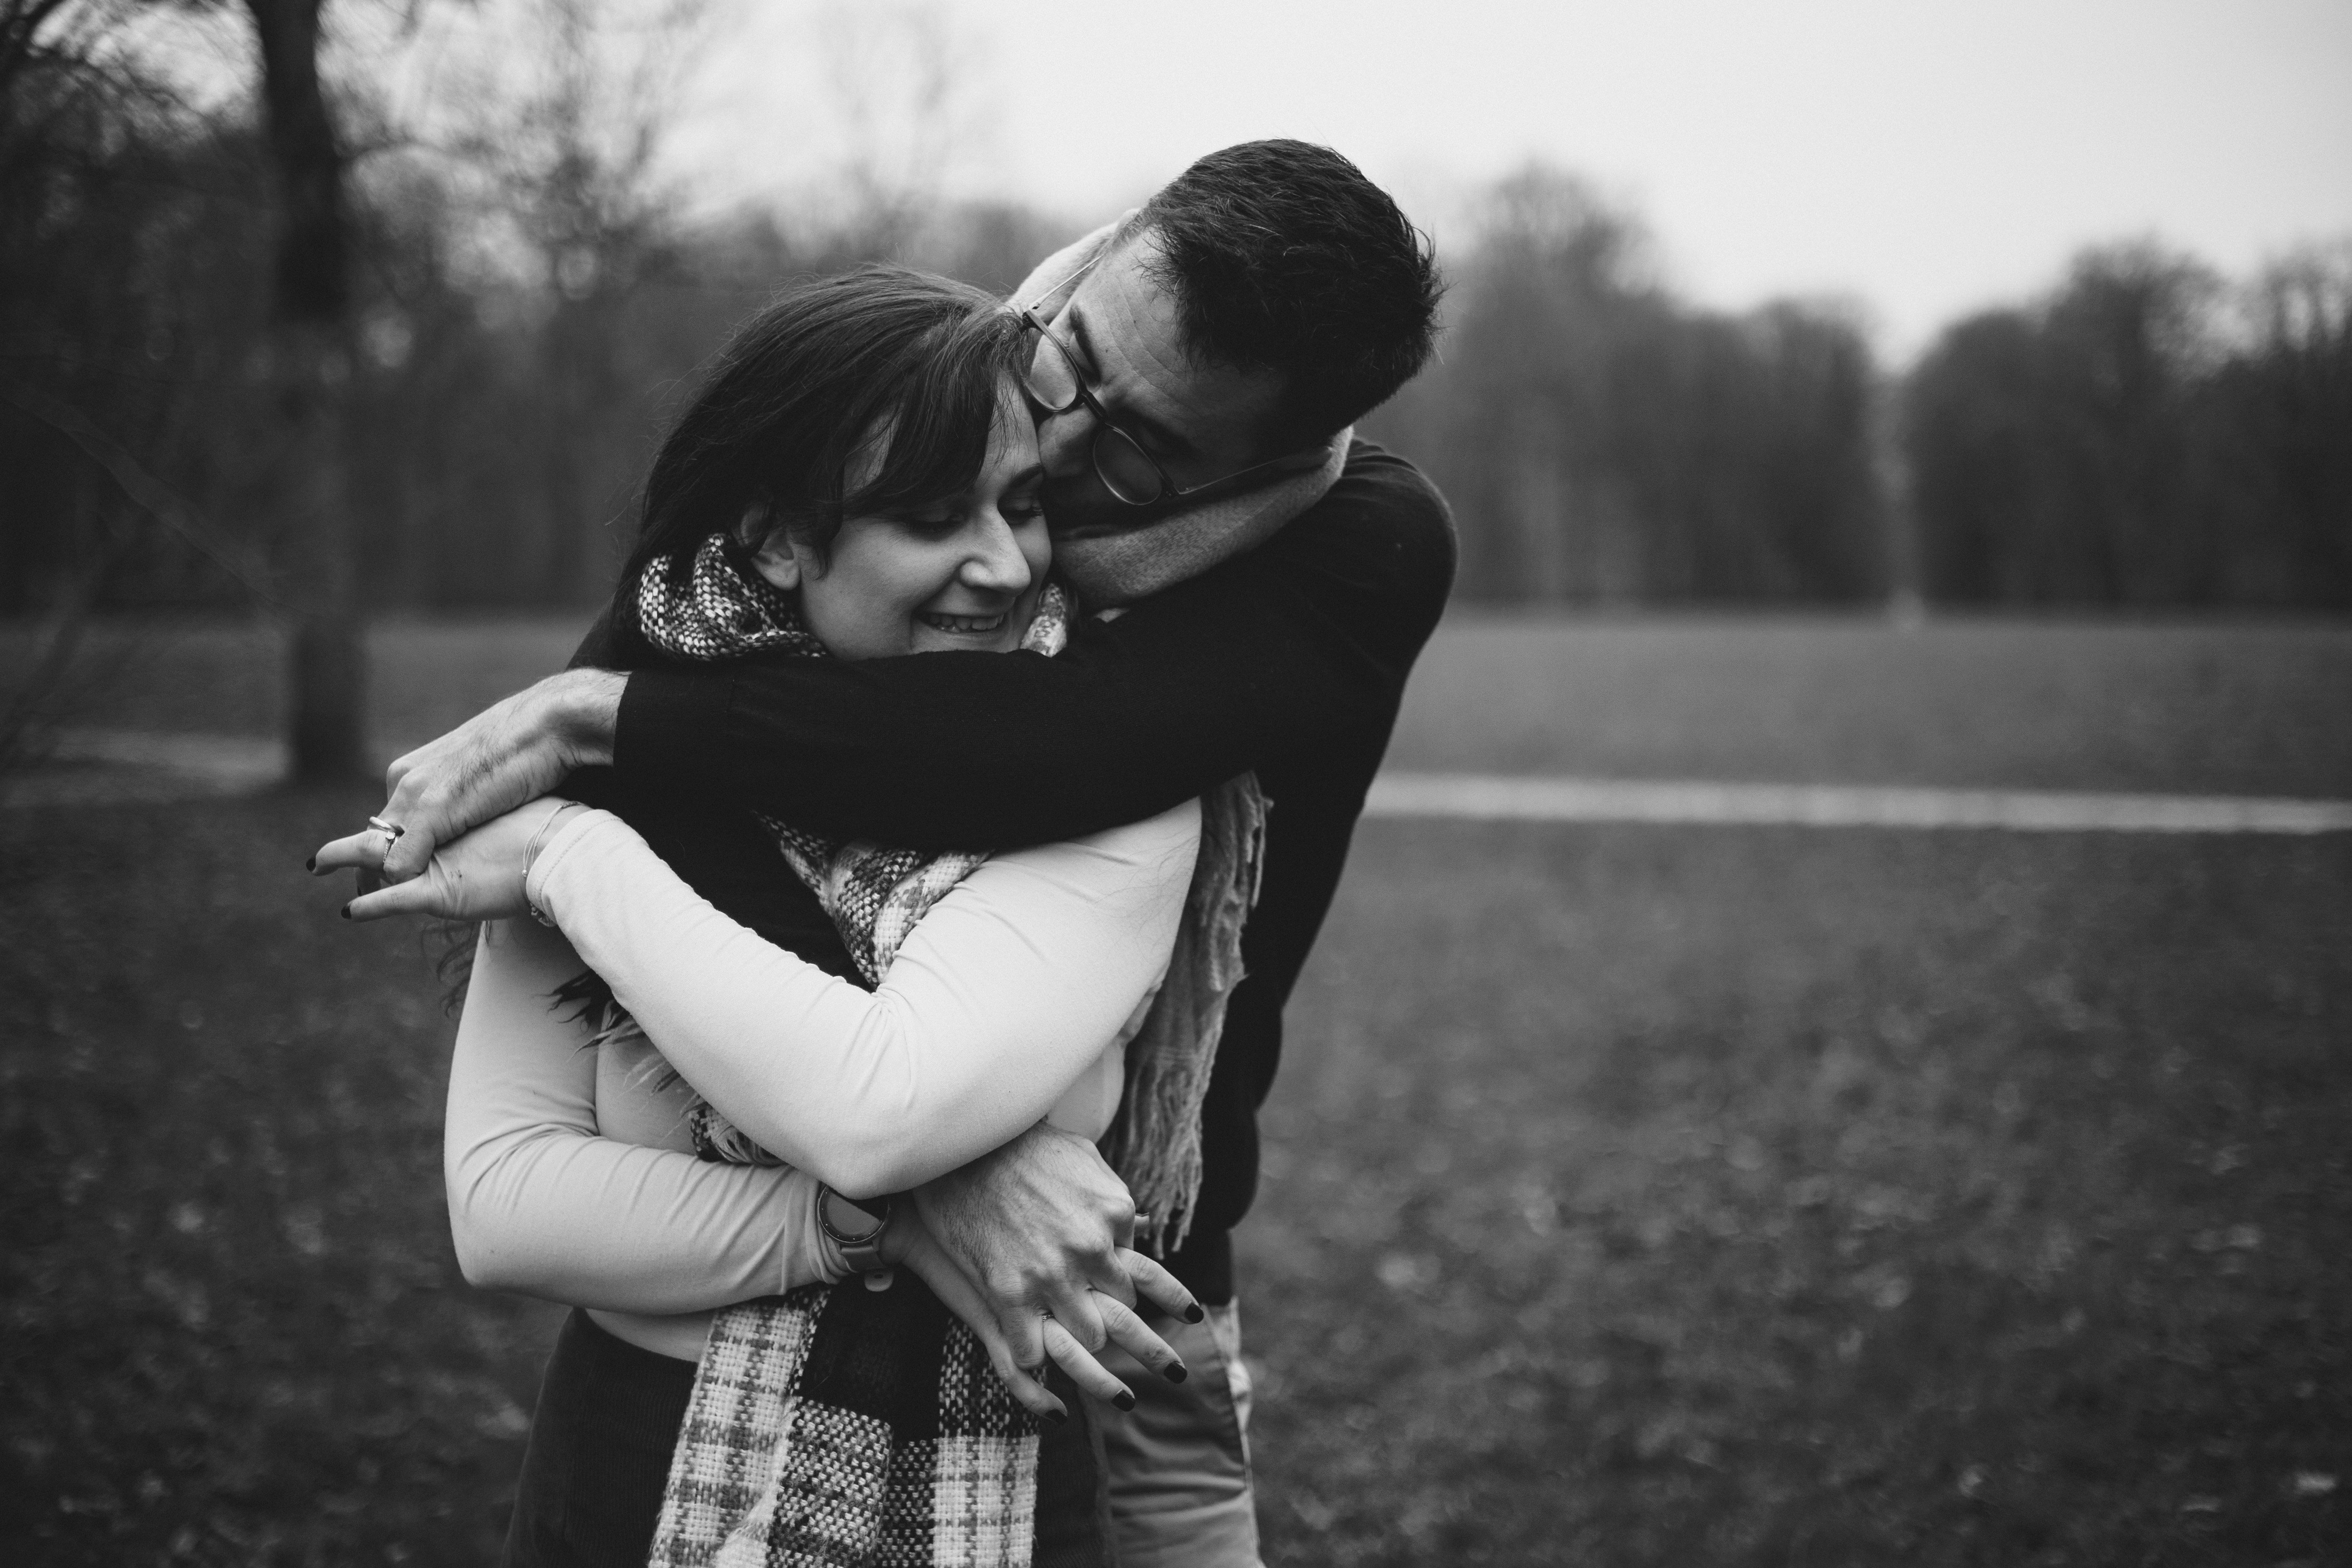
[1375,1252,1438,1292]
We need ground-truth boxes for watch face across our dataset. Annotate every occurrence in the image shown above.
[822,1189,888,1242]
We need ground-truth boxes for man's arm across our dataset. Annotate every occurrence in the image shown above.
[368,442,1450,875]
[620,441,1455,848]
[372,667,622,882]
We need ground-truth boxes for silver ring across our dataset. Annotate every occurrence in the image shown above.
[367,815,405,854]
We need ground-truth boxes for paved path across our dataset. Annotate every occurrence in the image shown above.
[1365,772,2352,835]
[3,729,287,807]
[11,732,2351,833]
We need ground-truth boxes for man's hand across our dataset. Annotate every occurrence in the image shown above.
[914,1123,1202,1411]
[311,797,580,924]
[367,669,625,884]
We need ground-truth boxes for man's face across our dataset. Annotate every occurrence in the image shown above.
[1035,231,1288,537]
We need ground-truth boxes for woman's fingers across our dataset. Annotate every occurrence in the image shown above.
[1041,1270,1114,1351]
[341,873,448,923]
[889,1218,1068,1424]
[1090,1290,1188,1386]
[1040,1317,1134,1411]
[920,1265,1069,1424]
[309,829,388,878]
[1118,1248,1204,1326]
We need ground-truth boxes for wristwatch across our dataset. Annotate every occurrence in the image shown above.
[817,1185,897,1277]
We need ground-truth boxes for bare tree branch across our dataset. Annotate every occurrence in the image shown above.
[0,380,290,610]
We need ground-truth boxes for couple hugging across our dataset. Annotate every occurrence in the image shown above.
[313,139,1454,1568]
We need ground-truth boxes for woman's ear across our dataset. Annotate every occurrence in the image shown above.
[737,505,800,591]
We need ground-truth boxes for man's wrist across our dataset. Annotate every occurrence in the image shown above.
[545,669,623,769]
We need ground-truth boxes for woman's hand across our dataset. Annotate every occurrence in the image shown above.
[880,1194,1199,1423]
[882,1202,1072,1423]
[879,1203,1191,1424]
[311,797,583,924]
[912,1123,1202,1394]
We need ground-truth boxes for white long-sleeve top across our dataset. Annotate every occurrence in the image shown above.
[444,801,1200,1361]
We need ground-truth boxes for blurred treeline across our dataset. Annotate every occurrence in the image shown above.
[1903,244,2351,607]
[0,0,1074,620]
[1366,170,1889,604]
[4,3,2347,619]
[1367,169,2352,609]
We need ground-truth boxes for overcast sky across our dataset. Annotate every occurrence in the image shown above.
[669,0,2352,361]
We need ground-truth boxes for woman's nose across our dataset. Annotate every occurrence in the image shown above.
[960,515,1034,595]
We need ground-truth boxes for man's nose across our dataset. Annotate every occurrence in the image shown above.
[1034,405,1096,478]
[960,515,1034,595]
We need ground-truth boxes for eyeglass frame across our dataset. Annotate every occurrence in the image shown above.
[1014,305,1331,509]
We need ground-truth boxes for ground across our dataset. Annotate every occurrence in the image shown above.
[1,613,2346,1565]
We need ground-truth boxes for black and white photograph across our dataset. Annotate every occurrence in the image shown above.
[3,1,2347,1563]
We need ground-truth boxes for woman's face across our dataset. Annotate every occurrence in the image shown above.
[750,385,1050,661]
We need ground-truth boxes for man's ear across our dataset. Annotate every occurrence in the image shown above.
[737,505,800,591]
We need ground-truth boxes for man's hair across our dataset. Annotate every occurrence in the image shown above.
[1131,140,1442,451]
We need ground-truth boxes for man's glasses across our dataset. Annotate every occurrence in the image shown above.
[1016,306,1329,509]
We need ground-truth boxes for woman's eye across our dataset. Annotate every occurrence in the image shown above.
[1003,493,1045,521]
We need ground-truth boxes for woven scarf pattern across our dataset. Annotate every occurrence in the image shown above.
[625,533,1259,1567]
[655,1281,1040,1568]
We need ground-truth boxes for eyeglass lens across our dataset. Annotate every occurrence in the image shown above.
[1091,429,1164,505]
[1023,329,1168,505]
[1021,332,1082,413]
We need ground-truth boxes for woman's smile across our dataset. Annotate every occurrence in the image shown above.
[917,608,1013,637]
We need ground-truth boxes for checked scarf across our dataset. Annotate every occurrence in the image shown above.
[625,535,1266,1568]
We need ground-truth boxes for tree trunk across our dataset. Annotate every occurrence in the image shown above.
[245,0,366,781]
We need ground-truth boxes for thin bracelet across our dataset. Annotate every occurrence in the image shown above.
[522,802,590,927]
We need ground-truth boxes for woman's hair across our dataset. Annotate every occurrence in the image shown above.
[438,266,1024,1017]
[611,264,1026,653]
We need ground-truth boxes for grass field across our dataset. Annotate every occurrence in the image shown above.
[3,613,2349,1565]
[9,609,2351,792]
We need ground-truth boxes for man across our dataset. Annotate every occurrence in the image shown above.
[367,140,1452,1564]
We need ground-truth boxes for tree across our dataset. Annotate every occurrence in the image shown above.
[2219,245,2352,606]
[1371,163,1887,604]
[1905,243,2236,606]
[245,0,364,779]
[808,0,984,260]
[0,0,285,772]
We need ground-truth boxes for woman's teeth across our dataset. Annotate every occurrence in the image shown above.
[919,610,1008,635]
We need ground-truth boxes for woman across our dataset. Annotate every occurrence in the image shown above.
[316,267,1265,1566]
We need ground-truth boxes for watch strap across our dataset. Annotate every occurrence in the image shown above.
[818,1186,895,1276]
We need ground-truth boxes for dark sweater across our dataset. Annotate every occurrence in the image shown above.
[604,439,1456,1302]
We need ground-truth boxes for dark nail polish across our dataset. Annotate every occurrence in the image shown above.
[340,903,352,919]
[1164,1362,1188,1383]
[305,855,316,872]
[1047,1408,1068,1425]
[1184,1303,1205,1324]
[1112,1389,1135,1412]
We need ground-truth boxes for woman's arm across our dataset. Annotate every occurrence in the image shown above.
[526,799,1201,1197]
[444,916,843,1311]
